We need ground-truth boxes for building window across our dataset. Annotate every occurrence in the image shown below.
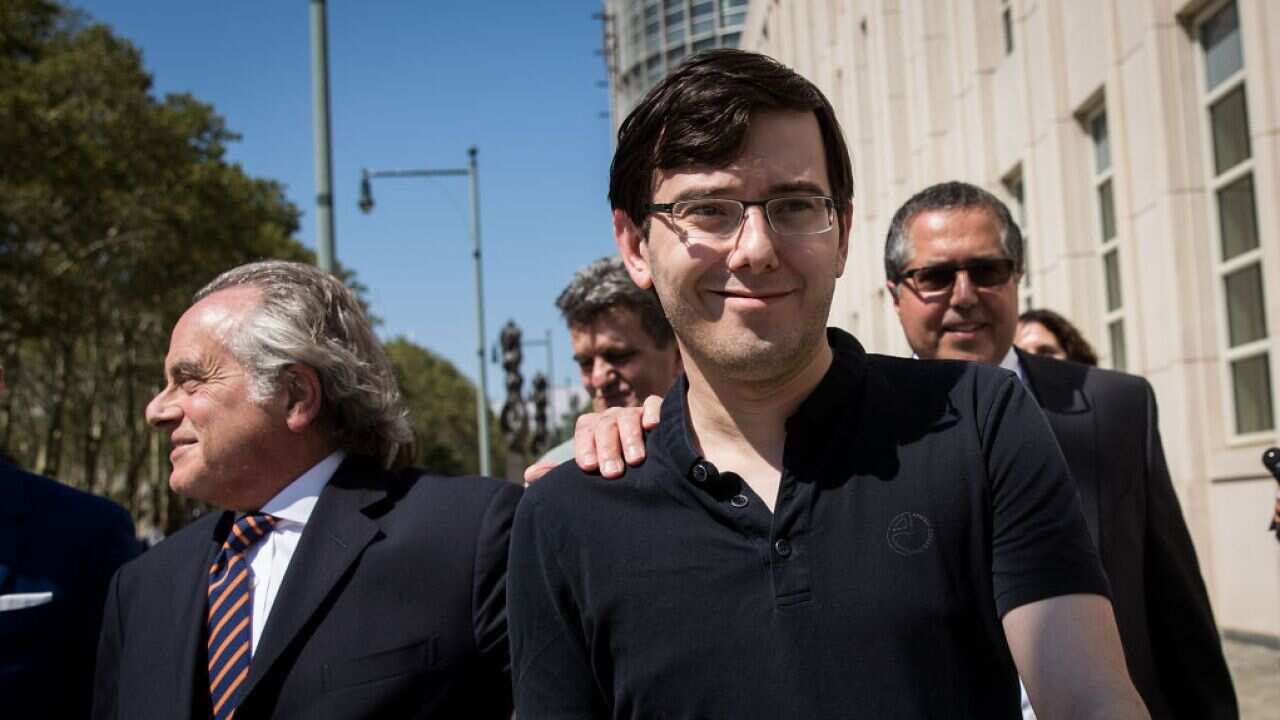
[1199,0,1273,434]
[1088,106,1126,371]
[1001,0,1014,56]
[691,0,714,36]
[1004,172,1032,310]
[645,1,661,54]
[646,54,664,83]
[720,0,747,28]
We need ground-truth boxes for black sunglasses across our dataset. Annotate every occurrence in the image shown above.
[897,258,1017,296]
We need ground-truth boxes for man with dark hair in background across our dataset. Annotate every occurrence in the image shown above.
[508,50,1148,719]
[882,180,1236,720]
[93,261,520,719]
[533,256,680,470]
[0,366,140,718]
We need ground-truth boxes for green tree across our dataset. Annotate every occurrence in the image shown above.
[384,338,505,477]
[0,1,360,532]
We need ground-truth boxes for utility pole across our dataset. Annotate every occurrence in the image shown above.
[358,149,492,476]
[310,0,336,272]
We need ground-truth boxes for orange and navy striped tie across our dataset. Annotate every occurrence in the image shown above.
[207,513,275,720]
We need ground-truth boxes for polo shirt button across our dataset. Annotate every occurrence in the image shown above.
[774,538,792,557]
[730,494,749,508]
[690,463,709,483]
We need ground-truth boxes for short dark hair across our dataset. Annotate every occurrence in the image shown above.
[1018,308,1099,366]
[555,257,674,349]
[608,49,854,232]
[884,181,1024,283]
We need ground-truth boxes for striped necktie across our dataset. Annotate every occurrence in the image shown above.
[207,513,276,720]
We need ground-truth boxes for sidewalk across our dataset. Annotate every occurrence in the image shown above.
[1226,636,1280,719]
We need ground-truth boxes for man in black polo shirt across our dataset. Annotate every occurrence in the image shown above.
[507,50,1148,719]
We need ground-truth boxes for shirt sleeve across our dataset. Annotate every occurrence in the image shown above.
[507,489,608,718]
[983,375,1111,617]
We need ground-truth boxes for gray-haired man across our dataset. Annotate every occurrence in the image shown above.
[535,256,680,469]
[93,261,520,719]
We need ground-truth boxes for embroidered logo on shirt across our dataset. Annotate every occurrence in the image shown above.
[886,512,934,556]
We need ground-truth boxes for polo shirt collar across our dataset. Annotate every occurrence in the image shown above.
[653,328,868,483]
[656,374,701,482]
[785,328,867,436]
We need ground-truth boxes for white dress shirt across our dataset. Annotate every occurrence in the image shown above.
[998,346,1025,383]
[245,449,346,652]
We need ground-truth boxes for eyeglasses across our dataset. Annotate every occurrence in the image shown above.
[897,258,1017,297]
[646,196,836,239]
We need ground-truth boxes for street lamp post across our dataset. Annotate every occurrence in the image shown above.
[521,329,556,436]
[309,0,336,273]
[358,147,492,476]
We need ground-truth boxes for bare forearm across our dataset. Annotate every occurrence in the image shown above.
[1066,692,1150,720]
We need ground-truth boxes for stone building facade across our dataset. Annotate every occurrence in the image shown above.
[736,0,1280,641]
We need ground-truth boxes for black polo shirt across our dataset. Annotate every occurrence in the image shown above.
[509,329,1109,719]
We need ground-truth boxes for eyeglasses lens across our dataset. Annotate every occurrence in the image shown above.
[671,197,834,238]
[968,260,1013,286]
[911,260,1013,293]
[672,200,743,237]
[913,267,955,292]
[766,197,833,235]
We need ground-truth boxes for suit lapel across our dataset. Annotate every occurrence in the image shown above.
[0,468,24,592]
[1019,351,1101,548]
[160,511,228,715]
[240,459,384,702]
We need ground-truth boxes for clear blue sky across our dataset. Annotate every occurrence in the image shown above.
[72,0,611,413]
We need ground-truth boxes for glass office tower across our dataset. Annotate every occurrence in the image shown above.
[603,0,748,130]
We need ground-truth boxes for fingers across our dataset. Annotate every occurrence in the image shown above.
[523,461,555,485]
[573,413,603,473]
[572,405,653,479]
[591,410,627,478]
[641,395,663,429]
[616,407,648,467]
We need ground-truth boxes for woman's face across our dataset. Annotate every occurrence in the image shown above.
[1015,320,1067,361]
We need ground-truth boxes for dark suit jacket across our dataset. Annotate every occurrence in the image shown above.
[0,462,140,718]
[93,456,521,719]
[1018,351,1237,719]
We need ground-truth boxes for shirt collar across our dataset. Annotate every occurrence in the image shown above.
[654,328,868,482]
[998,346,1024,382]
[910,347,1024,382]
[259,449,347,526]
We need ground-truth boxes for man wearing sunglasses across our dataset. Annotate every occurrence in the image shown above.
[885,181,1237,720]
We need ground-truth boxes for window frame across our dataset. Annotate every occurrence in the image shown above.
[1195,0,1275,440]
[1086,103,1128,371]
[1002,168,1033,312]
